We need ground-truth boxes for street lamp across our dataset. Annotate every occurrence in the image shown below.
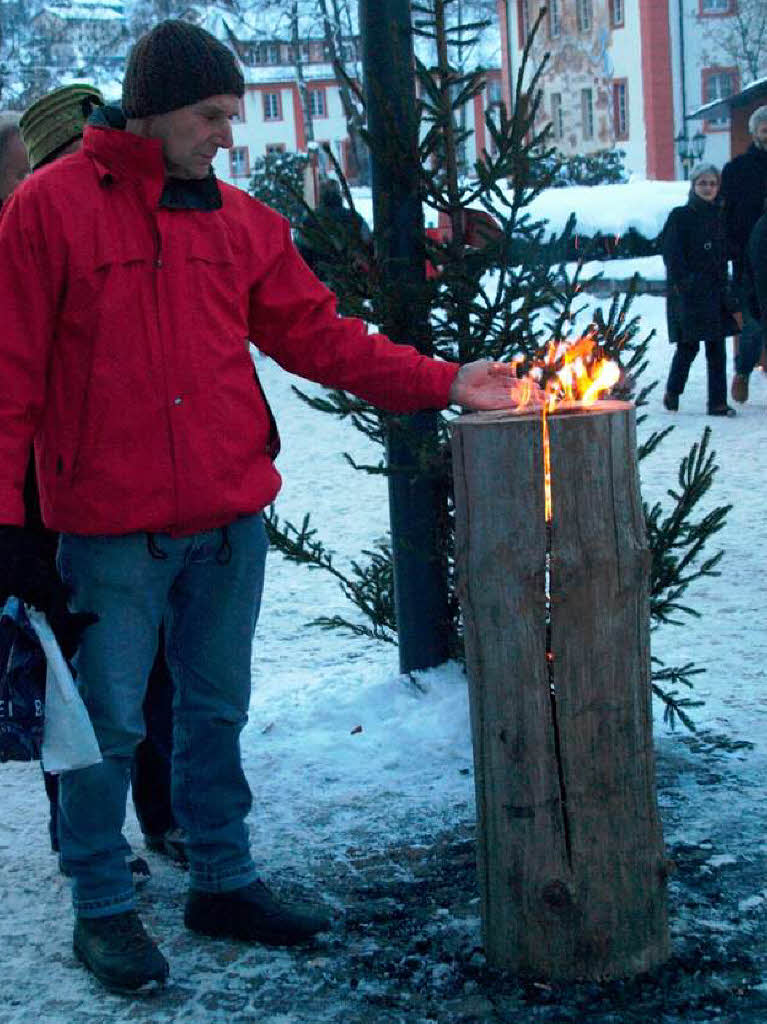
[675,128,707,179]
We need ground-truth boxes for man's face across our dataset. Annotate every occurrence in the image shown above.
[753,120,767,149]
[0,131,30,202]
[146,95,238,179]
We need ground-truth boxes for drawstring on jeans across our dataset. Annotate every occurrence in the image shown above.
[146,532,168,560]
[215,525,232,565]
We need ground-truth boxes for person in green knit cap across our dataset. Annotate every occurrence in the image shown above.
[20,83,104,170]
[17,82,187,874]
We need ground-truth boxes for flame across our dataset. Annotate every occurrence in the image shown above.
[581,359,621,405]
[512,328,621,522]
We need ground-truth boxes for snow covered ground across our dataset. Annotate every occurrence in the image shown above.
[1,290,766,1022]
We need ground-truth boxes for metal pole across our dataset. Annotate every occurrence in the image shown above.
[359,0,450,671]
[677,0,688,180]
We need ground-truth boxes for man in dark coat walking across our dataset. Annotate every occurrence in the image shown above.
[719,104,767,403]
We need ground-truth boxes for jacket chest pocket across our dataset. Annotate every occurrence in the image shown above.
[183,227,239,322]
[66,224,152,324]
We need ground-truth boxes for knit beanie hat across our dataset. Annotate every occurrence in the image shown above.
[122,20,244,119]
[20,83,104,170]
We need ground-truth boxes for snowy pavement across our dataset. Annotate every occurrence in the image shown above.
[1,292,766,1022]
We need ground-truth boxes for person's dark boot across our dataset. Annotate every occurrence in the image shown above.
[73,911,169,993]
[144,827,188,867]
[731,373,749,403]
[184,879,331,946]
[663,391,679,412]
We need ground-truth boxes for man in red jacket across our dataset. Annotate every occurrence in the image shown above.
[0,21,540,994]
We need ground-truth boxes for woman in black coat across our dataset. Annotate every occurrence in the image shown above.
[662,162,738,416]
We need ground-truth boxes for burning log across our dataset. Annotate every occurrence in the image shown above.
[450,399,670,981]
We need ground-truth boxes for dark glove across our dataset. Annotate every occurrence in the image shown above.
[0,525,98,660]
[45,599,99,662]
[0,524,66,611]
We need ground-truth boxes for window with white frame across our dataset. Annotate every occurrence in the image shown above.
[700,0,732,12]
[576,0,592,31]
[265,143,286,155]
[611,0,624,26]
[309,88,326,118]
[549,0,561,38]
[230,147,249,177]
[551,92,563,140]
[262,92,282,120]
[703,68,736,127]
[581,88,594,140]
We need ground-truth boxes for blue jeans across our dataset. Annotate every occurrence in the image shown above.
[56,515,268,918]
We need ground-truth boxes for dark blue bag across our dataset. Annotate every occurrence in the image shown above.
[0,597,46,762]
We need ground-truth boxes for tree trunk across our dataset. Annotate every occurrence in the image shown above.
[318,0,368,182]
[450,401,670,981]
[291,2,314,146]
[361,0,451,673]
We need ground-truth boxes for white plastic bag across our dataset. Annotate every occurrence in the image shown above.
[25,607,102,774]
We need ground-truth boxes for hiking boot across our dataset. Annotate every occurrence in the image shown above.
[144,827,188,867]
[731,373,749,403]
[73,910,169,993]
[663,391,679,412]
[184,879,331,946]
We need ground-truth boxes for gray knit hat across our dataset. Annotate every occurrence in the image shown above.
[122,20,244,118]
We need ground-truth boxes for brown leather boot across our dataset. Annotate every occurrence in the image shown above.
[731,374,749,403]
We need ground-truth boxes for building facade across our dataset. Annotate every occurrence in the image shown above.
[212,30,505,192]
[497,0,748,180]
[30,0,128,71]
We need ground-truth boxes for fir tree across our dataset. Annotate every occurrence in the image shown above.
[263,2,730,729]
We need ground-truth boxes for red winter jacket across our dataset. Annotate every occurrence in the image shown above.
[0,126,458,536]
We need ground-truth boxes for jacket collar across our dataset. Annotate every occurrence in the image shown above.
[82,107,223,211]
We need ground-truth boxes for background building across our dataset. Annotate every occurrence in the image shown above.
[497,0,758,180]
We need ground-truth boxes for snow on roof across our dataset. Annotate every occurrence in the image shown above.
[687,74,767,120]
[34,0,124,21]
[241,61,352,86]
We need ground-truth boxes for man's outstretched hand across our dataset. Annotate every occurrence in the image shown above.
[448,360,545,412]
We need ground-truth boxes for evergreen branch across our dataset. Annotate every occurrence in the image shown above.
[311,615,397,644]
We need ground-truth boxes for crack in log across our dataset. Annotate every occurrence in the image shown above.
[546,521,573,870]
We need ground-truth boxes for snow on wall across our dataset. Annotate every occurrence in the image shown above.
[523,179,689,238]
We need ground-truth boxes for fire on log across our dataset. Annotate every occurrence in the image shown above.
[450,399,670,981]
